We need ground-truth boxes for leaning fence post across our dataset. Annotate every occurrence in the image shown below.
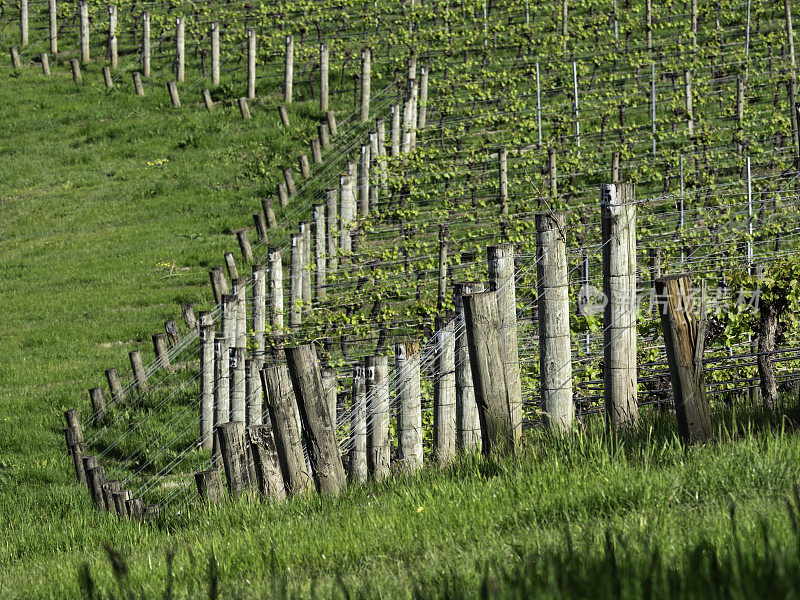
[105,368,124,404]
[601,182,639,430]
[488,243,522,444]
[89,387,107,424]
[434,317,456,463]
[261,364,311,494]
[284,35,294,104]
[133,72,144,96]
[41,53,50,75]
[395,341,423,470]
[286,345,346,495]
[536,212,574,432]
[168,81,181,107]
[9,45,20,69]
[152,333,170,369]
[463,291,515,454]
[246,425,286,499]
[65,427,87,483]
[209,266,229,305]
[129,350,147,391]
[349,365,368,483]
[200,323,215,450]
[454,282,483,452]
[217,421,249,496]
[655,275,712,443]
[71,59,82,85]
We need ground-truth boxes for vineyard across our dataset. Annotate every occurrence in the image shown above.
[2,0,800,597]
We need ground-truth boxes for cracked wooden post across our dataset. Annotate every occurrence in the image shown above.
[339,174,356,255]
[454,282,483,452]
[85,462,106,509]
[434,317,456,464]
[601,182,639,430]
[365,355,390,478]
[182,304,197,331]
[142,11,150,77]
[79,1,89,63]
[284,35,294,104]
[349,365,368,483]
[359,145,371,217]
[253,213,268,243]
[10,46,20,69]
[318,123,330,148]
[464,291,514,454]
[327,111,338,136]
[261,364,311,494]
[300,222,312,317]
[299,154,311,179]
[488,243,522,445]
[320,42,329,112]
[285,345,346,495]
[65,427,86,483]
[164,319,180,348]
[395,341,423,470]
[89,387,107,424]
[311,138,323,164]
[224,253,239,281]
[245,358,262,426]
[231,277,247,351]
[129,350,147,391]
[105,368,124,404]
[268,248,284,330]
[536,212,573,432]
[217,421,249,496]
[277,181,289,208]
[252,264,266,354]
[209,266,229,305]
[200,323,215,450]
[152,333,170,369]
[195,469,224,504]
[283,167,296,196]
[236,230,254,264]
[246,425,286,499]
[655,275,712,443]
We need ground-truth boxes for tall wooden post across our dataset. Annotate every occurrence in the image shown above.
[536,212,573,432]
[80,1,90,63]
[247,29,256,99]
[326,189,338,271]
[262,198,277,229]
[488,243,522,444]
[232,278,247,350]
[463,292,514,454]
[437,226,448,311]
[175,18,185,83]
[300,222,312,316]
[391,104,401,157]
[71,59,82,85]
[684,70,694,135]
[311,138,323,164]
[655,275,712,443]
[548,147,557,198]
[434,318,456,463]
[289,234,302,328]
[210,23,220,86]
[107,6,118,69]
[284,35,294,104]
[245,358,263,426]
[252,265,266,354]
[142,11,150,77]
[786,0,799,155]
[601,183,638,429]
[418,66,429,129]
[261,364,311,494]
[313,205,326,301]
[320,42,329,112]
[200,324,215,450]
[454,282,483,452]
[230,347,246,423]
[395,342,423,470]
[48,0,57,55]
[339,174,355,255]
[209,266,229,305]
[212,335,229,467]
[499,148,509,231]
[360,48,371,122]
[19,0,27,46]
[321,367,338,426]
[365,355,390,478]
[268,248,284,330]
[359,145,371,217]
[349,365,367,482]
[129,350,146,391]
[285,345,346,495]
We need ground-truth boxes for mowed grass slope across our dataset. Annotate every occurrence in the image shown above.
[3,59,800,600]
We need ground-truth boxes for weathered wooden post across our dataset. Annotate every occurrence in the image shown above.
[360,48,371,122]
[339,174,356,255]
[85,463,106,509]
[611,151,620,183]
[349,365,368,482]
[261,364,312,494]
[79,1,90,63]
[786,0,799,154]
[65,428,86,483]
[326,189,338,270]
[359,145,371,217]
[105,368,124,404]
[454,282,483,452]
[200,323,215,450]
[10,46,20,69]
[437,226,449,311]
[101,479,118,514]
[175,17,185,82]
[168,81,181,107]
[90,387,108,425]
[141,11,151,77]
[286,345,346,495]
[289,233,302,328]
[236,230,254,264]
[488,243,522,444]
[318,123,330,148]
[684,70,694,135]
[536,212,573,432]
[19,0,28,47]
[434,317,456,463]
[195,469,224,504]
[133,72,144,96]
[601,183,638,429]
[319,42,330,112]
[252,265,266,354]
[253,213,268,244]
[230,347,246,423]
[182,304,197,330]
[418,66,429,129]
[655,275,712,443]
[277,181,289,208]
[365,355,390,478]
[321,367,338,426]
[262,198,277,229]
[278,105,291,127]
[41,53,50,76]
[202,89,214,110]
[209,266,229,304]
[129,350,147,391]
[284,35,294,104]
[107,5,118,69]
[247,29,256,99]
[212,334,230,465]
[311,138,323,164]
[463,292,515,454]
[391,104,401,157]
[327,111,338,136]
[313,205,327,301]
[246,425,286,499]
[152,333,170,370]
[224,253,239,281]
[217,421,249,495]
[238,98,251,120]
[71,59,82,85]
[300,222,312,317]
[245,358,262,426]
[210,22,220,86]
[48,0,57,54]
[268,248,284,330]
[283,167,297,197]
[299,155,311,179]
[164,319,180,349]
[395,341,423,470]
[548,147,557,198]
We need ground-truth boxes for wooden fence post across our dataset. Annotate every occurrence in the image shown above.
[463,291,514,454]
[434,317,456,463]
[365,355,390,478]
[48,0,57,54]
[326,189,339,270]
[454,282,483,452]
[168,81,181,107]
[245,358,262,425]
[391,104,401,157]
[230,347,246,423]
[105,368,124,404]
[359,145,370,218]
[10,46,20,69]
[437,226,449,311]
[536,212,573,432]
[247,29,256,99]
[195,469,224,504]
[289,234,302,328]
[548,147,557,198]
[339,174,356,255]
[360,48,371,122]
[284,35,294,104]
[488,243,522,444]
[300,222,312,316]
[601,182,638,429]
[85,463,106,509]
[252,264,266,353]
[182,304,197,330]
[655,275,712,443]
[210,22,220,86]
[611,151,620,183]
[107,5,118,69]
[129,350,146,391]
[41,53,50,76]
[313,205,327,301]
[71,59,82,85]
[395,341,423,470]
[327,111,338,136]
[261,364,312,494]
[236,230,254,264]
[499,148,509,233]
[200,323,215,450]
[102,479,119,514]
[175,17,185,82]
[320,42,329,112]
[65,427,86,483]
[321,367,338,427]
[209,266,229,305]
[349,365,368,482]
[224,253,239,283]
[277,181,289,208]
[19,0,27,46]
[283,167,296,196]
[268,248,284,330]
[165,319,180,349]
[262,198,277,229]
[311,138,323,164]
[299,154,311,179]
[79,1,89,63]
[217,421,249,495]
[253,213,268,243]
[133,72,144,96]
[141,11,150,77]
[246,425,286,499]
[285,345,346,495]
[152,333,170,369]
[89,387,106,424]
[318,123,330,148]
[213,335,230,455]
[238,98,251,120]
